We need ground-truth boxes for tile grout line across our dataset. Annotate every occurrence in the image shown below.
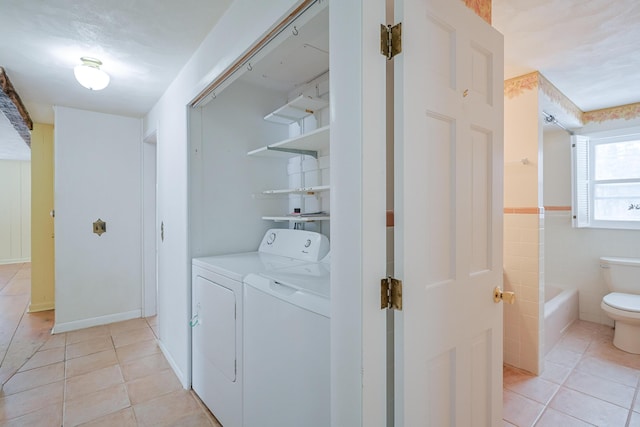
[546,329,606,426]
[526,324,640,426]
[62,332,68,427]
[0,313,50,389]
[531,354,580,427]
[626,374,640,427]
[0,269,24,370]
[510,324,604,426]
[110,329,140,425]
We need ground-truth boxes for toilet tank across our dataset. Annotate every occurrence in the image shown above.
[600,257,640,293]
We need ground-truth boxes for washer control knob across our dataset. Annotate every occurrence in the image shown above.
[266,232,276,245]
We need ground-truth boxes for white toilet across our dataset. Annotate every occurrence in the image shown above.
[600,257,640,354]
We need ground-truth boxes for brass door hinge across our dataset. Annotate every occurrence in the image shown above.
[380,23,402,60]
[381,276,403,310]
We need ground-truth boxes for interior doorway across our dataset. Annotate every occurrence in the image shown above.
[143,132,157,317]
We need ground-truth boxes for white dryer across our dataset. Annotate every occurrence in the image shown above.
[191,229,329,427]
[243,256,330,427]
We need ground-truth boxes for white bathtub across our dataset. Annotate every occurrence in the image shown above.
[544,285,579,355]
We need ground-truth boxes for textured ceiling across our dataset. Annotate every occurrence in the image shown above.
[1,1,639,159]
[0,0,232,159]
[493,0,640,112]
[0,0,232,125]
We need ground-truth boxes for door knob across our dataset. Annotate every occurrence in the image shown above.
[493,287,516,304]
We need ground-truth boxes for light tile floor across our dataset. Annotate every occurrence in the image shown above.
[6,263,640,426]
[504,319,640,426]
[0,263,221,427]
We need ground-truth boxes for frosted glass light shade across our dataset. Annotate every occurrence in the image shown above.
[74,57,110,90]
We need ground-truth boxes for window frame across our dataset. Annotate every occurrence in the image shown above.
[572,131,640,230]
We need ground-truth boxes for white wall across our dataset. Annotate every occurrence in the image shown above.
[53,107,142,332]
[190,81,290,257]
[0,160,30,264]
[544,125,640,325]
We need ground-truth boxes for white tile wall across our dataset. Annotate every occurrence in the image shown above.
[504,213,543,374]
[543,210,638,326]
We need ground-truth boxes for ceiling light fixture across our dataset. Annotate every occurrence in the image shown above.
[74,57,110,90]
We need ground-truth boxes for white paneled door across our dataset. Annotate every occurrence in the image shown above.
[394,0,504,425]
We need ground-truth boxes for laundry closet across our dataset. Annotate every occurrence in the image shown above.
[187,3,331,426]
[189,6,329,258]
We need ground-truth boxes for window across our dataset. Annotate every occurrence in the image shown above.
[572,133,640,229]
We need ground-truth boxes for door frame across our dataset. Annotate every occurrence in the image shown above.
[330,1,388,426]
[142,130,158,318]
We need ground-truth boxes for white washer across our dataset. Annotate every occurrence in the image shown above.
[243,256,330,427]
[191,230,329,427]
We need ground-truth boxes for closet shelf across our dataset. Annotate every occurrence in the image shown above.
[262,215,331,223]
[263,95,329,124]
[247,125,329,158]
[262,185,330,195]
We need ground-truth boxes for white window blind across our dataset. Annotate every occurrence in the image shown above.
[571,135,590,227]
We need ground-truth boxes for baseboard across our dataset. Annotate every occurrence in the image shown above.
[0,258,31,265]
[52,309,141,334]
[28,301,55,312]
[158,339,191,389]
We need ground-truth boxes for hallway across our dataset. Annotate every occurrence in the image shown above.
[0,263,220,426]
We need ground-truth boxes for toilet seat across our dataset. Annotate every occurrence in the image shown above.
[603,292,640,312]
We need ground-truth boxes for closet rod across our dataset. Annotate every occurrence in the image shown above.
[190,0,319,108]
[542,111,574,135]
